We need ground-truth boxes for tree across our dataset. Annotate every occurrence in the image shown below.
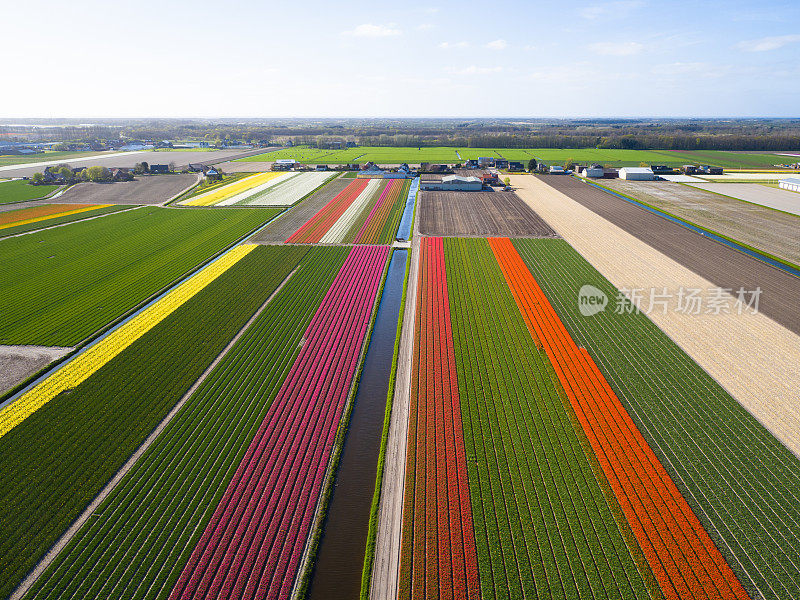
[58,166,73,181]
[31,172,45,184]
[504,177,511,186]
[527,158,537,172]
[85,166,112,182]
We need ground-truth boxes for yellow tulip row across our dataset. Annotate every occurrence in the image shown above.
[0,243,257,439]
[181,173,284,206]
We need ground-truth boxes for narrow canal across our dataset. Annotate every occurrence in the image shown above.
[307,248,407,600]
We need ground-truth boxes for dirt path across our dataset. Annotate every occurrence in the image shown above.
[369,212,421,599]
[9,267,298,600]
[510,174,800,459]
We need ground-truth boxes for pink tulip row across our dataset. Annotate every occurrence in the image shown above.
[169,244,390,600]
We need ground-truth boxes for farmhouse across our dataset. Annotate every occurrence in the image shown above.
[495,159,509,169]
[149,164,170,174]
[650,165,677,175]
[478,157,495,167]
[619,167,654,180]
[420,174,483,191]
[508,161,524,171]
[549,165,566,174]
[779,177,800,193]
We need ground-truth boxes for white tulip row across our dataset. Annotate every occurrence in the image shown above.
[215,173,298,206]
[243,172,337,207]
[320,178,382,243]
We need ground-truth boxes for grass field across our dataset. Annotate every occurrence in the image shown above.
[0,179,61,204]
[0,207,280,346]
[0,245,309,600]
[0,151,100,167]
[515,238,800,600]
[236,146,795,168]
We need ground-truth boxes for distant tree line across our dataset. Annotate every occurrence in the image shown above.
[4,118,800,151]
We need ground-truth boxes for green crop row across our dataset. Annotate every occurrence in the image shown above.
[513,238,800,600]
[24,246,349,600]
[0,179,61,204]
[0,204,136,238]
[375,180,411,245]
[443,238,649,600]
[0,206,280,346]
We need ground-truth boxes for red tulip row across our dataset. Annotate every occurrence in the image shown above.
[488,236,750,600]
[285,178,368,243]
[169,244,390,600]
[354,179,405,244]
[399,237,480,600]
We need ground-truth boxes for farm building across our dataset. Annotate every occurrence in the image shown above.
[549,166,567,174]
[650,165,676,175]
[508,161,525,171]
[275,158,298,167]
[581,165,605,178]
[495,159,509,169]
[699,165,724,175]
[779,177,800,193]
[149,164,169,174]
[420,175,483,191]
[478,157,495,167]
[619,167,654,180]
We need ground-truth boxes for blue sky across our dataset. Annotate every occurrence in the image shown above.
[4,0,799,117]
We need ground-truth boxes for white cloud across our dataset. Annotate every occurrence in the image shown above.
[589,41,644,56]
[737,34,800,52]
[416,23,434,31]
[450,65,503,76]
[580,1,644,19]
[485,39,508,50]
[343,23,401,38]
[439,41,469,49]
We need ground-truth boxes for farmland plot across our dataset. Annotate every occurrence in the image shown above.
[241,172,336,207]
[401,237,651,600]
[0,203,131,237]
[354,179,410,245]
[179,173,284,206]
[249,178,351,243]
[491,237,748,600]
[214,172,297,206]
[171,245,389,600]
[0,207,279,346]
[419,191,557,237]
[320,179,384,243]
[25,248,359,600]
[515,238,800,600]
[687,182,800,216]
[598,179,800,266]
[0,245,309,600]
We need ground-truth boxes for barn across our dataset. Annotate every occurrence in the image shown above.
[619,167,654,180]
[420,174,483,191]
[779,177,800,193]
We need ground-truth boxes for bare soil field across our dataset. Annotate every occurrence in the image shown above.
[418,190,557,237]
[541,175,800,335]
[249,177,350,242]
[0,345,71,396]
[50,175,199,205]
[687,182,800,216]
[600,179,800,266]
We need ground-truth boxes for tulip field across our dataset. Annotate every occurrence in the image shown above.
[24,247,355,600]
[0,203,131,236]
[171,245,389,600]
[179,173,286,206]
[0,207,279,346]
[0,245,310,600]
[6,159,800,600]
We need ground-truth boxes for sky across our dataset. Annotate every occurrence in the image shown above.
[3,0,799,118]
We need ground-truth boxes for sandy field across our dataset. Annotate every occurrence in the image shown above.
[0,345,71,396]
[687,182,800,216]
